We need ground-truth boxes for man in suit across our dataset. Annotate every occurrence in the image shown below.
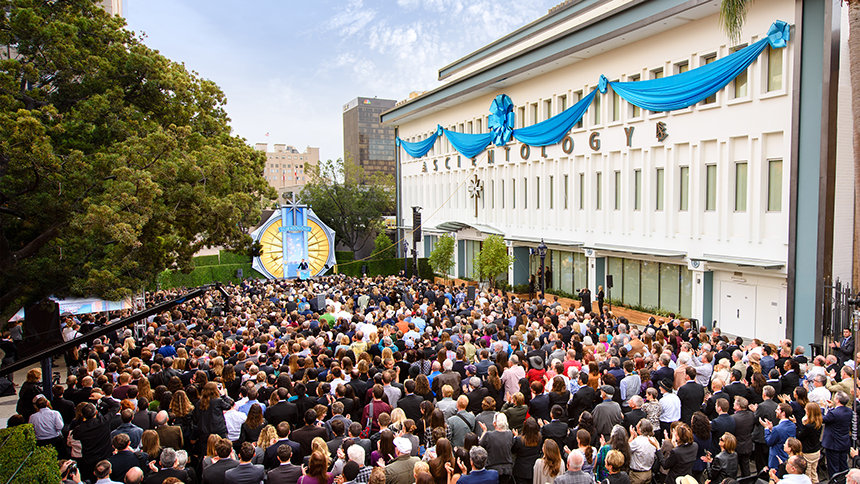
[677,367,705,424]
[466,377,490,414]
[433,360,463,398]
[762,402,796,469]
[723,370,752,413]
[568,372,598,425]
[324,401,352,440]
[143,448,188,484]
[710,398,736,451]
[107,434,141,483]
[731,396,756,477]
[202,438,239,484]
[397,380,424,422]
[622,395,647,431]
[153,410,183,451]
[385,437,420,484]
[268,444,303,484]
[540,405,569,451]
[528,381,551,422]
[326,419,347,459]
[225,442,266,484]
[592,386,623,442]
[752,385,778,474]
[458,446,499,484]
[822,391,854,477]
[291,409,328,457]
[650,354,674,390]
[265,388,299,428]
[779,360,800,398]
[265,422,302,469]
[829,328,855,364]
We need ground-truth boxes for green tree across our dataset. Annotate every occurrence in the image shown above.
[300,158,394,257]
[428,233,455,281]
[0,0,275,321]
[372,231,395,259]
[474,235,514,288]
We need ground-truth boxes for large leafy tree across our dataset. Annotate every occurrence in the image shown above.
[428,233,455,281]
[720,0,860,288]
[474,235,514,288]
[300,158,394,256]
[0,0,274,322]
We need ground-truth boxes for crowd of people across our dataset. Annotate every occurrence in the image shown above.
[5,274,860,484]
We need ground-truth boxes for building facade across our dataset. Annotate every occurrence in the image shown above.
[343,97,397,179]
[255,143,320,201]
[383,0,853,346]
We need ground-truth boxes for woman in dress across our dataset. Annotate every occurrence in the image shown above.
[512,418,542,484]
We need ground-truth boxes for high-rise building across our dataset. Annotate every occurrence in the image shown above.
[100,0,123,16]
[255,143,320,201]
[342,97,396,179]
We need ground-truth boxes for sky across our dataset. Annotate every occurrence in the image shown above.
[123,0,559,162]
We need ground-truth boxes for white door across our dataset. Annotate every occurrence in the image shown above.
[754,286,787,341]
[719,281,756,338]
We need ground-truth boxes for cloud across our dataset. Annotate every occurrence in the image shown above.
[326,0,377,36]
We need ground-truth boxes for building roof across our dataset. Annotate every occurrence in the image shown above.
[588,243,686,258]
[434,221,505,236]
[699,253,785,269]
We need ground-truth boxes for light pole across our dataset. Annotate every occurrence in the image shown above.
[537,239,547,300]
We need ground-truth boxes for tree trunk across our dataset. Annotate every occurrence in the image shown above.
[851,0,860,289]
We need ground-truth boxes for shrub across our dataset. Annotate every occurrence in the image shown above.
[372,232,396,259]
[0,425,59,483]
[191,254,220,267]
[335,251,354,263]
[218,250,252,264]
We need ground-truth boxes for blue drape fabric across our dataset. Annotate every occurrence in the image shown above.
[396,125,442,158]
[604,20,790,112]
[512,89,598,146]
[395,20,790,159]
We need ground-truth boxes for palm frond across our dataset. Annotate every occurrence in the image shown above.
[720,0,752,44]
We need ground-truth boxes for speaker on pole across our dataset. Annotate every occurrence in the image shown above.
[606,274,614,288]
[467,286,476,302]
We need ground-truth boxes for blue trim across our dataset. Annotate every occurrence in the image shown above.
[513,247,531,286]
[703,272,713,330]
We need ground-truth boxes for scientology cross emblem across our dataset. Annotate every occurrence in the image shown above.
[467,174,484,218]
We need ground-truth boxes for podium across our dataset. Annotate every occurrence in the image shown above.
[298,269,310,280]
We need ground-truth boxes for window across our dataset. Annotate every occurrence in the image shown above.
[674,61,689,74]
[501,179,505,209]
[614,171,621,210]
[768,159,783,211]
[633,170,642,210]
[490,179,494,209]
[573,91,583,128]
[530,103,538,125]
[517,106,525,129]
[511,178,516,209]
[559,95,567,112]
[536,176,541,209]
[767,46,783,91]
[549,175,554,209]
[628,75,641,118]
[578,173,585,209]
[734,162,748,212]
[732,45,749,98]
[701,54,717,104]
[610,85,621,122]
[467,121,473,134]
[543,99,552,120]
[679,166,689,211]
[592,91,601,125]
[523,177,528,209]
[595,172,602,210]
[564,174,569,209]
[651,67,664,80]
[705,164,717,211]
[476,118,482,133]
[655,168,665,211]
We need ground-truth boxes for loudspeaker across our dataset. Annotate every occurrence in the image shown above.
[236,268,243,279]
[467,286,476,301]
[23,299,62,354]
[412,207,422,243]
[606,275,614,288]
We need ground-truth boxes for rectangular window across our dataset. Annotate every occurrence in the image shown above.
[734,162,748,212]
[651,67,664,80]
[543,99,552,120]
[490,179,494,209]
[549,175,554,209]
[563,174,569,209]
[476,118,482,133]
[559,95,567,112]
[732,45,748,98]
[595,172,602,210]
[705,164,717,211]
[592,91,601,125]
[614,171,621,210]
[628,75,641,118]
[517,107,525,129]
[578,173,585,209]
[536,176,541,209]
[768,159,783,211]
[655,168,665,211]
[675,61,689,74]
[467,121,473,134]
[679,166,689,211]
[573,91,583,128]
[530,103,538,125]
[767,46,783,91]
[701,54,717,104]
[611,86,621,122]
[633,169,642,211]
[523,177,528,209]
[501,179,505,209]
[512,178,516,209]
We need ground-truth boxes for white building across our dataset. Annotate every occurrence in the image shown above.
[382,0,853,346]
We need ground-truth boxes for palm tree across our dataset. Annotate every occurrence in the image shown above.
[721,0,860,289]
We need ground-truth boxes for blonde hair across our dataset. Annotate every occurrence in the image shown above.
[257,425,277,448]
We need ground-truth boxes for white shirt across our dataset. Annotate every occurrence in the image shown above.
[629,435,657,471]
[659,392,681,423]
[224,409,247,441]
[808,385,831,404]
[29,407,63,440]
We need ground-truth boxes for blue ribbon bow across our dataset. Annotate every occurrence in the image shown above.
[767,20,790,48]
[488,94,515,146]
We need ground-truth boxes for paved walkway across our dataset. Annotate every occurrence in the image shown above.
[0,361,66,429]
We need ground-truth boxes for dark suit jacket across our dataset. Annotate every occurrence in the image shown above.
[837,336,855,362]
[732,409,756,454]
[225,462,266,484]
[710,414,736,450]
[266,401,299,428]
[143,468,188,484]
[651,366,674,388]
[822,405,853,451]
[265,439,302,468]
[108,450,141,482]
[779,371,800,397]
[466,387,490,414]
[528,394,551,422]
[268,462,303,484]
[202,458,239,484]
[568,386,598,424]
[397,394,424,422]
[290,425,327,457]
[540,420,569,451]
[433,371,462,397]
[723,382,752,412]
[623,408,646,431]
[677,381,705,424]
[752,399,778,444]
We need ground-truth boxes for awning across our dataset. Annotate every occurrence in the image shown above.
[434,221,504,235]
[588,243,686,258]
[699,253,785,269]
[510,235,584,247]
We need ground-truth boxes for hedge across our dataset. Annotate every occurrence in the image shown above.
[0,425,59,483]
[336,257,434,279]
[157,263,266,289]
[218,250,252,264]
[335,251,354,263]
[191,254,220,267]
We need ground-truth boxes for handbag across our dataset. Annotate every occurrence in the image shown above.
[360,400,374,438]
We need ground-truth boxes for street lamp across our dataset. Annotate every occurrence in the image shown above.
[537,239,547,300]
